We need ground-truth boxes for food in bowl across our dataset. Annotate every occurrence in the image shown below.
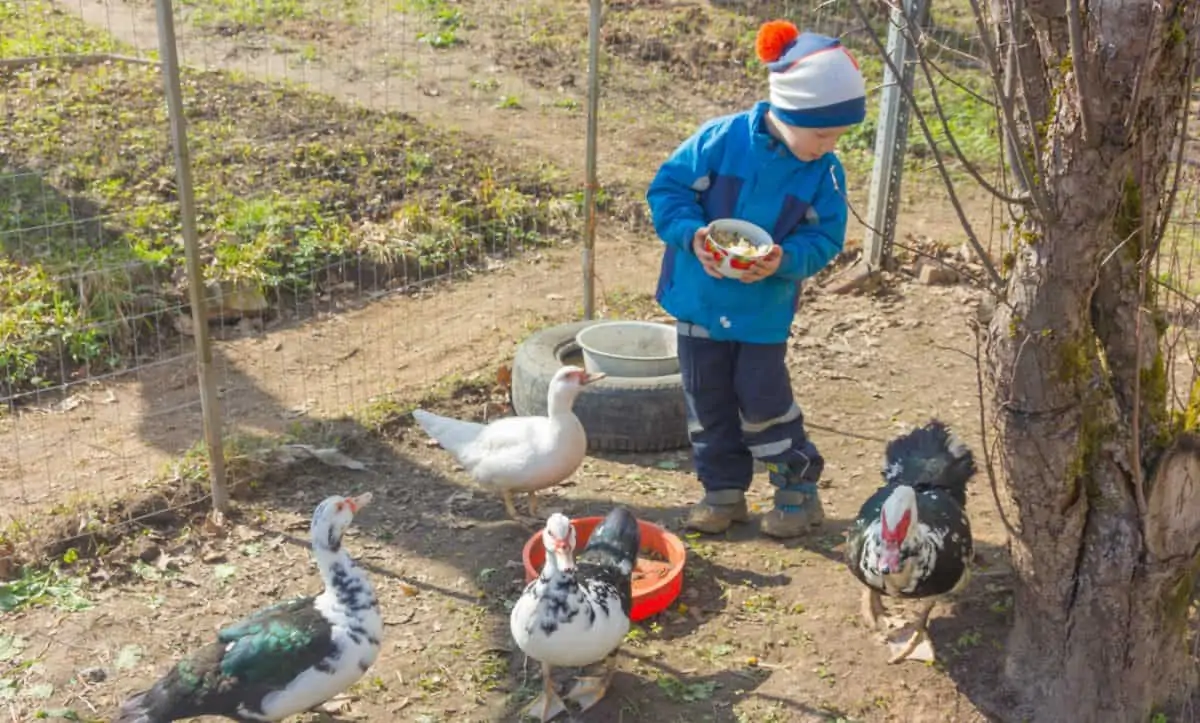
[706,229,771,260]
[704,219,775,279]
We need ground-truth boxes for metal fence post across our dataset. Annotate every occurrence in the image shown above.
[153,0,229,515]
[581,0,602,320]
[862,0,931,270]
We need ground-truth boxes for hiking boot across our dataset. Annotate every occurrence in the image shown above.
[760,490,825,538]
[762,461,825,539]
[685,490,750,534]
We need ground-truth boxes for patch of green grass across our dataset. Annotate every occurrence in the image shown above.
[654,673,718,703]
[396,0,468,48]
[0,563,92,613]
[1,4,578,397]
[0,0,121,57]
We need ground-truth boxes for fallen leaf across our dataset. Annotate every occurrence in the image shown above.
[115,644,143,671]
[213,563,238,583]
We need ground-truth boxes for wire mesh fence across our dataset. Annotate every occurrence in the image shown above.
[1,0,1194,592]
[1,0,1199,720]
[0,0,593,564]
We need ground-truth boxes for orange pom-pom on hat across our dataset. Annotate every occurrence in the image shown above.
[755,19,800,63]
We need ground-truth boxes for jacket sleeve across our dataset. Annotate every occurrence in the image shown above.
[646,120,726,252]
[774,159,848,282]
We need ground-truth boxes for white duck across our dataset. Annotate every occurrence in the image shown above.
[411,365,604,524]
[114,493,382,722]
[510,508,640,722]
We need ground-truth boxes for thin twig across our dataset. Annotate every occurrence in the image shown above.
[1130,142,1149,522]
[1132,21,1197,520]
[1149,40,1197,256]
[921,52,996,107]
[1065,0,1099,145]
[847,0,1005,292]
[914,29,989,71]
[1153,274,1200,311]
[974,322,1019,538]
[1008,0,1054,211]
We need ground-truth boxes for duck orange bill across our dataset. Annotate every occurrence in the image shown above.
[582,372,607,384]
[346,492,374,513]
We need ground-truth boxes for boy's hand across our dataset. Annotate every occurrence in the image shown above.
[740,245,783,283]
[691,226,724,279]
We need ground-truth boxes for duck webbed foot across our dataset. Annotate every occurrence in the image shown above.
[885,598,938,664]
[564,665,614,713]
[523,661,568,722]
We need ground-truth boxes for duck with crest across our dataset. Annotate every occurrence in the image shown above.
[510,507,640,722]
[412,365,605,525]
[114,493,382,722]
[844,419,977,664]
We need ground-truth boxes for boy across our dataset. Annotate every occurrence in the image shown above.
[646,20,866,538]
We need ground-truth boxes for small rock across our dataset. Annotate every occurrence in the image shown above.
[133,538,162,564]
[916,259,959,286]
[822,260,881,295]
[79,667,107,683]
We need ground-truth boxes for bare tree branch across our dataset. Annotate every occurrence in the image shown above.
[913,27,989,71]
[1065,0,1099,146]
[848,0,1006,292]
[1130,143,1151,521]
[1007,0,1054,212]
[1124,3,1166,141]
[966,0,1045,212]
[920,51,995,107]
[1149,36,1197,256]
[890,2,1031,206]
[974,322,1019,539]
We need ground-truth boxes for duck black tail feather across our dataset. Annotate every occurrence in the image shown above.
[579,506,641,576]
[111,657,207,723]
[883,419,976,507]
[112,688,166,723]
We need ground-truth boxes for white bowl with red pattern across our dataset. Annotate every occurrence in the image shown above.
[703,218,774,280]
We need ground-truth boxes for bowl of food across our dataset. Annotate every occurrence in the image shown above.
[522,515,686,621]
[704,218,775,280]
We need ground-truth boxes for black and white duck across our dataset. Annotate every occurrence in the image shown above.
[510,507,640,722]
[844,419,977,664]
[114,493,382,722]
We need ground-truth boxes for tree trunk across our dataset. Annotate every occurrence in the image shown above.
[985,1,1200,720]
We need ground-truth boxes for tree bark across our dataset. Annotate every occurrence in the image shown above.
[984,1,1200,720]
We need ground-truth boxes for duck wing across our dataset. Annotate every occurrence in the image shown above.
[114,596,337,722]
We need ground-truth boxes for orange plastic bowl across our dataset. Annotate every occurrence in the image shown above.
[522,516,687,622]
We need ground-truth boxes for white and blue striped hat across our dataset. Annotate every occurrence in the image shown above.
[755,20,866,129]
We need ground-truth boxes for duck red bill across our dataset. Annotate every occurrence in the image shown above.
[347,492,373,513]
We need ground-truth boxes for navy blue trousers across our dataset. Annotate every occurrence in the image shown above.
[677,323,824,500]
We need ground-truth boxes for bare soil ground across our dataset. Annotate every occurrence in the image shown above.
[3,1,1196,722]
[2,0,995,529]
[5,270,1023,723]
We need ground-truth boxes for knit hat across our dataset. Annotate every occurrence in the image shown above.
[755,20,867,129]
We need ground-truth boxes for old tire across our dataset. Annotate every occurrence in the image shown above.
[511,320,689,453]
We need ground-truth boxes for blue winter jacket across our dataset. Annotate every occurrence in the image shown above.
[648,101,848,344]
